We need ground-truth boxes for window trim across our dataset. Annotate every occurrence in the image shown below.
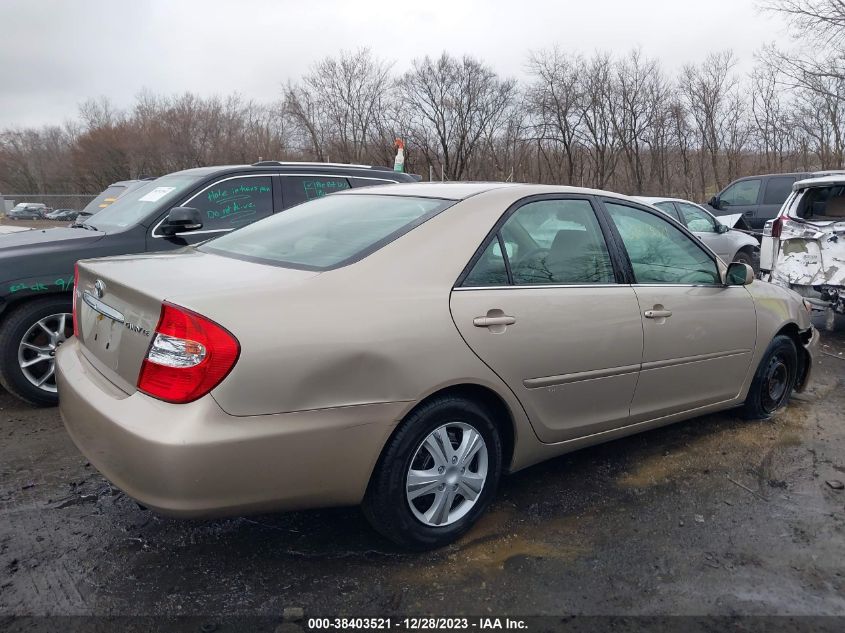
[594,197,725,287]
[455,194,628,289]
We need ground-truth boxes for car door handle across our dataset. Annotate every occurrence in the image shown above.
[644,309,673,319]
[473,315,516,327]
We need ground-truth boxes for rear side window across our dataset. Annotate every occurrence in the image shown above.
[282,176,351,207]
[763,176,797,205]
[201,194,453,270]
[653,201,681,221]
[189,176,274,229]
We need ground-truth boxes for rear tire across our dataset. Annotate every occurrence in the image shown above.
[0,296,73,407]
[741,334,798,420]
[362,396,502,550]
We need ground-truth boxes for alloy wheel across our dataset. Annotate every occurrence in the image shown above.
[17,312,73,393]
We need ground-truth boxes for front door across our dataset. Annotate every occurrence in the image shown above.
[450,197,644,443]
[718,177,763,228]
[602,201,757,421]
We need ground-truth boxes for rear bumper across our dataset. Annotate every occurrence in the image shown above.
[56,338,404,517]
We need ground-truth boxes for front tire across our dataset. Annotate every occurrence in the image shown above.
[363,396,502,550]
[733,250,757,274]
[0,296,73,406]
[741,334,798,420]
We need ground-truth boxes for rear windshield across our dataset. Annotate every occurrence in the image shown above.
[796,185,845,221]
[200,194,453,270]
[83,175,202,232]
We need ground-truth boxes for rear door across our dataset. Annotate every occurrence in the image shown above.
[759,175,802,226]
[601,200,757,421]
[450,196,643,443]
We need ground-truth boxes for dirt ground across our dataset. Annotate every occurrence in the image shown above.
[1,316,844,624]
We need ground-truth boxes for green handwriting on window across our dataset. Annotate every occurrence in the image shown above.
[303,179,350,200]
[206,185,271,204]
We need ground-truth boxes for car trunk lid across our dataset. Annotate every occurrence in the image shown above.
[74,249,319,394]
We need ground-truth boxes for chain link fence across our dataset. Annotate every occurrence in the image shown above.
[1,193,97,214]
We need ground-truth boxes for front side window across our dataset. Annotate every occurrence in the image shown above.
[463,198,615,286]
[763,176,797,205]
[201,194,452,270]
[677,202,717,233]
[720,179,761,206]
[283,176,351,207]
[605,203,720,285]
[188,176,273,230]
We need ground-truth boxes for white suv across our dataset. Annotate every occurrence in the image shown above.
[761,175,845,329]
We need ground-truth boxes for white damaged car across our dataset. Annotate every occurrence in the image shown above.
[761,175,845,329]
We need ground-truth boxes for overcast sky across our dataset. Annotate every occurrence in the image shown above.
[0,0,787,129]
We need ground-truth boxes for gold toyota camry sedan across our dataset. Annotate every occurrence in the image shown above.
[57,183,818,549]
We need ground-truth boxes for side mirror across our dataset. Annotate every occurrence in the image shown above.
[708,196,719,209]
[716,223,730,234]
[160,207,202,236]
[726,262,754,286]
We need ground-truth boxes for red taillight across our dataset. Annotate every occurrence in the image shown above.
[137,302,240,404]
[72,263,79,337]
[771,216,784,239]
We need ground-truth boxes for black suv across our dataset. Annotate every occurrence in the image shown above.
[0,162,417,405]
[706,170,845,229]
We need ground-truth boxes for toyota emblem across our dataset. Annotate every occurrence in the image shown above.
[94,279,106,299]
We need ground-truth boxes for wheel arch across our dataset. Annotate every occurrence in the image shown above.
[774,321,812,390]
[379,382,518,476]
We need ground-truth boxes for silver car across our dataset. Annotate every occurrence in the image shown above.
[637,196,760,270]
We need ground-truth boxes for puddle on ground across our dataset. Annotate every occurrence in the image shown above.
[617,404,811,489]
[390,506,590,585]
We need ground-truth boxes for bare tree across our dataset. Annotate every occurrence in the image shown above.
[398,53,516,180]
[284,48,394,164]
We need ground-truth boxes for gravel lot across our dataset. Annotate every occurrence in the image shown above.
[1,315,844,625]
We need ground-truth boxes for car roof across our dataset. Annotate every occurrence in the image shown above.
[167,162,413,179]
[794,174,845,189]
[340,181,666,204]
